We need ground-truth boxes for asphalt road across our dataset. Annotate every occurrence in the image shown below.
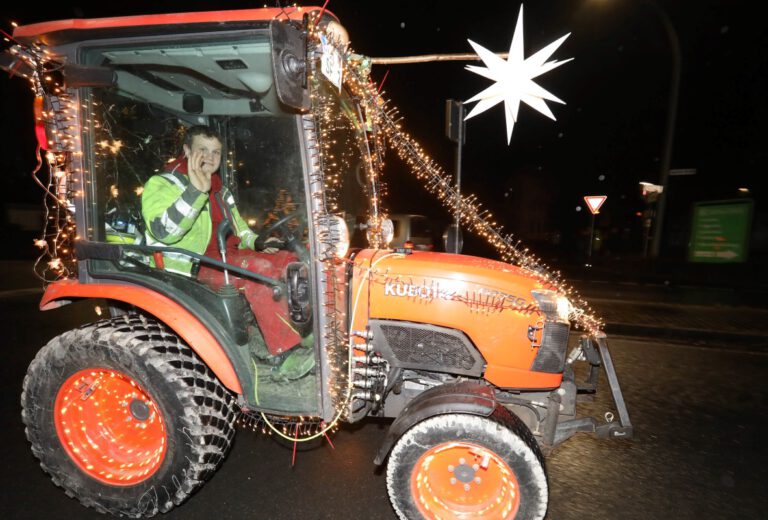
[1,292,766,519]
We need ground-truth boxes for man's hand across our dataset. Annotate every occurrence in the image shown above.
[260,236,284,254]
[187,149,212,193]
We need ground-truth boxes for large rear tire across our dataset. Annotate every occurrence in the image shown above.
[21,315,236,517]
[386,410,548,520]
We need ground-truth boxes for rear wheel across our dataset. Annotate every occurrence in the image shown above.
[22,315,236,517]
[386,411,548,520]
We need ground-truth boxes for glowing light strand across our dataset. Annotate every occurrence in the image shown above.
[339,41,602,334]
[7,41,80,282]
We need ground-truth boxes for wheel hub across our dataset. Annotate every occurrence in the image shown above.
[452,461,476,483]
[129,398,151,421]
[54,368,167,486]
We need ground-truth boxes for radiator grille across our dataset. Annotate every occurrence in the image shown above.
[372,321,484,376]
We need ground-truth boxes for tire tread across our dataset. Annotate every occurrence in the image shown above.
[21,314,236,518]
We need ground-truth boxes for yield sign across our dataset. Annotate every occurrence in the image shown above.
[584,195,607,215]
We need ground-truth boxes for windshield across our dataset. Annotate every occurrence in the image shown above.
[82,33,295,242]
[226,116,305,232]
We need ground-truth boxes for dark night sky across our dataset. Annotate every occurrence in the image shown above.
[1,1,766,258]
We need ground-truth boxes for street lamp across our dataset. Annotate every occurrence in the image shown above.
[590,0,680,258]
[646,2,681,258]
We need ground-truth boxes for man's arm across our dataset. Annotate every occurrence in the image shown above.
[219,187,259,249]
[142,174,209,245]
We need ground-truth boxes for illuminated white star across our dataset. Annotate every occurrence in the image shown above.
[464,5,572,143]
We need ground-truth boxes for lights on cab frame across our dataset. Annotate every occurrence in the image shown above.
[327,215,350,259]
[380,218,394,246]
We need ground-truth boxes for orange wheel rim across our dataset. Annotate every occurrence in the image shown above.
[410,441,520,519]
[54,368,167,486]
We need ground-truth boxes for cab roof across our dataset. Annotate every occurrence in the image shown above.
[13,6,336,46]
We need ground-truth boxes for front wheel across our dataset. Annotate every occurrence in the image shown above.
[386,411,548,520]
[21,315,236,517]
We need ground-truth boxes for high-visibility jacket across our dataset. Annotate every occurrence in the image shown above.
[141,165,257,275]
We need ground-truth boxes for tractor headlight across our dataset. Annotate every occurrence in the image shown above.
[556,295,572,322]
[366,216,395,247]
[531,290,571,324]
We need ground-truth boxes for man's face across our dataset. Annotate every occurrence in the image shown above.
[183,135,222,176]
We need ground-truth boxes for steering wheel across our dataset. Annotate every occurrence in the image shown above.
[257,211,308,262]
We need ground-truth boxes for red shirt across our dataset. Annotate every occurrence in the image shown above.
[166,156,236,259]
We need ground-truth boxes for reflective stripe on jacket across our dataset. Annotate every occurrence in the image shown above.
[141,169,257,275]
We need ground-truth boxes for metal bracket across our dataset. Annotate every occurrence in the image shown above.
[576,334,601,393]
[552,332,633,445]
[593,332,633,438]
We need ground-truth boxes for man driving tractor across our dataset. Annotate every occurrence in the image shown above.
[141,125,279,274]
[142,125,312,377]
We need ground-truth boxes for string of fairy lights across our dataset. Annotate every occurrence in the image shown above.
[335,34,603,335]
[4,41,81,282]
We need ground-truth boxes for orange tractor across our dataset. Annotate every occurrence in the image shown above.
[2,6,631,519]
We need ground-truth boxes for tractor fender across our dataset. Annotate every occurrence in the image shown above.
[40,279,243,394]
[373,380,498,466]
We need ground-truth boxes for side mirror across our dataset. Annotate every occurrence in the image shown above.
[286,262,311,324]
[270,20,310,111]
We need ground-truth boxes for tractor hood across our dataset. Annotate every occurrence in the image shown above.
[366,250,546,313]
[351,250,565,389]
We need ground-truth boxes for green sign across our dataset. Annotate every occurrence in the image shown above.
[689,200,753,263]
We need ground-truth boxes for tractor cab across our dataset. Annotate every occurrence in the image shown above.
[8,10,378,420]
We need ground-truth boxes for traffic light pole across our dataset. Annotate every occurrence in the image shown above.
[445,99,466,253]
[454,102,464,253]
[649,3,681,258]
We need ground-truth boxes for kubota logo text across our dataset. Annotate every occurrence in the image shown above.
[384,282,456,301]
